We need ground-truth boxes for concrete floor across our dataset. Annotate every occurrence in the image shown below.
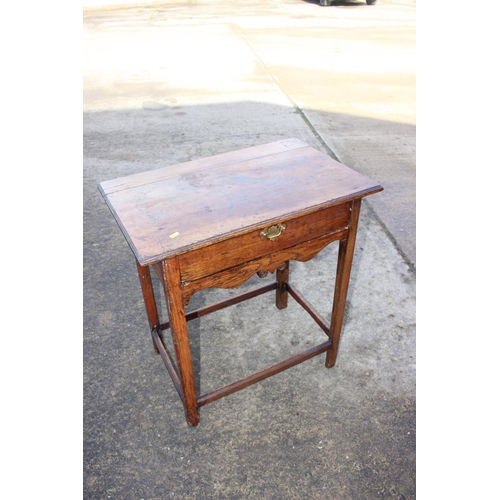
[83,1,416,498]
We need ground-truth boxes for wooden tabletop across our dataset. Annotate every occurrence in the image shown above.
[99,138,383,265]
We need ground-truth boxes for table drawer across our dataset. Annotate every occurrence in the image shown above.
[178,201,352,282]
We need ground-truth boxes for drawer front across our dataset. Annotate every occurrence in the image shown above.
[178,201,351,282]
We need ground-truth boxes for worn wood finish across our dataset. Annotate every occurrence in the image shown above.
[99,138,306,196]
[180,228,348,305]
[151,326,183,399]
[178,202,351,282]
[98,139,382,266]
[276,261,289,310]
[157,283,277,331]
[162,258,199,426]
[197,340,332,408]
[325,198,362,368]
[99,138,383,426]
[135,259,160,353]
[286,283,330,335]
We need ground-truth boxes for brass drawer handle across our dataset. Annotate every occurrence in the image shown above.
[261,223,286,241]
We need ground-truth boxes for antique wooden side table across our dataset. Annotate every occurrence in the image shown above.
[99,138,383,426]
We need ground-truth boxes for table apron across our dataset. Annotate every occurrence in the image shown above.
[177,201,352,282]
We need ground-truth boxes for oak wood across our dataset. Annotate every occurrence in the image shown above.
[151,327,183,399]
[98,138,382,266]
[99,138,307,195]
[99,139,383,426]
[276,261,289,309]
[157,283,277,331]
[162,257,199,426]
[286,283,330,335]
[325,199,362,368]
[178,202,350,282]
[197,340,332,407]
[180,229,348,305]
[135,259,161,353]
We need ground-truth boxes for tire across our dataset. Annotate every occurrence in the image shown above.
[366,0,377,4]
[320,0,332,6]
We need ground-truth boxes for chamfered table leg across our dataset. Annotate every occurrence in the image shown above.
[325,198,362,368]
[276,261,289,310]
[136,259,161,353]
[162,257,200,426]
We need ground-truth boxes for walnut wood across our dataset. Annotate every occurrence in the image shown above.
[325,199,362,368]
[276,261,289,310]
[162,257,199,426]
[197,340,332,407]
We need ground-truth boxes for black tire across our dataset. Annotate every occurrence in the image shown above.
[320,0,332,5]
[366,0,377,4]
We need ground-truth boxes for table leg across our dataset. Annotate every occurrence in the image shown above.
[162,257,199,426]
[276,261,289,309]
[136,259,161,353]
[325,199,361,368]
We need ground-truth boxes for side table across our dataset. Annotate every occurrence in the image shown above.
[98,138,383,426]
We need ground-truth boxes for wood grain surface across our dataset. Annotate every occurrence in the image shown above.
[99,139,382,266]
